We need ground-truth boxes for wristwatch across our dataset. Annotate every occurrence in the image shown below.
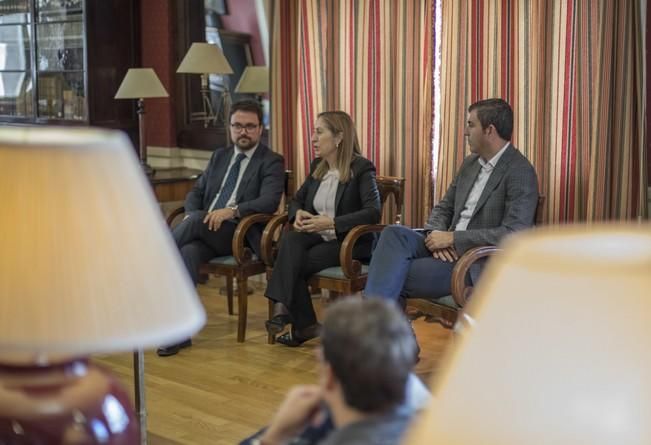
[227,204,239,218]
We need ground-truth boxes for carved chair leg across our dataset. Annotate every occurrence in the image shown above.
[267,298,275,345]
[226,276,234,315]
[237,276,248,342]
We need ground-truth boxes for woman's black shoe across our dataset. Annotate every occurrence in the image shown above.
[276,324,321,347]
[265,314,292,335]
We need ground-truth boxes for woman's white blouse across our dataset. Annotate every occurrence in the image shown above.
[312,169,340,241]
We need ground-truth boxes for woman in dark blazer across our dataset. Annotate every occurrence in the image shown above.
[265,111,381,346]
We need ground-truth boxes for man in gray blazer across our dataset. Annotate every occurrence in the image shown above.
[159,100,284,356]
[364,98,538,304]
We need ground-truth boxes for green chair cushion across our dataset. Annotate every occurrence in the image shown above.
[208,254,259,266]
[314,264,370,279]
[432,294,459,309]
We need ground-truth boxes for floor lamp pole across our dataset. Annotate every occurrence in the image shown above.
[222,88,231,145]
[136,98,154,177]
[133,350,147,445]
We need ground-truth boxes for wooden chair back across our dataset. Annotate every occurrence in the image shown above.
[376,176,405,224]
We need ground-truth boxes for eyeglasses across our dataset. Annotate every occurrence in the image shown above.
[230,123,259,132]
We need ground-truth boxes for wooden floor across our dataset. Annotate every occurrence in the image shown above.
[95,276,454,445]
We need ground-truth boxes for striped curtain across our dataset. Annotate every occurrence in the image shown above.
[272,0,434,226]
[436,0,647,222]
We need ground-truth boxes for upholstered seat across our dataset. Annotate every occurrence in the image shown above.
[207,254,259,266]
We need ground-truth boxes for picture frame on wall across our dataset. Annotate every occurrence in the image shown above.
[205,0,228,15]
[204,27,253,117]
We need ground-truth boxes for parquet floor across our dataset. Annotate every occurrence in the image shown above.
[94,276,454,444]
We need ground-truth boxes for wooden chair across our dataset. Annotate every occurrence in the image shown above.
[166,170,293,342]
[260,176,405,342]
[406,196,546,329]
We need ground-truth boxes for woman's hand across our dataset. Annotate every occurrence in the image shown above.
[294,209,314,231]
[301,215,335,233]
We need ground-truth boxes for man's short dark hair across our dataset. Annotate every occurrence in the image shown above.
[321,299,417,413]
[230,100,263,125]
[468,98,513,140]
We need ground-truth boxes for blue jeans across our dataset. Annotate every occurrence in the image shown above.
[364,225,455,302]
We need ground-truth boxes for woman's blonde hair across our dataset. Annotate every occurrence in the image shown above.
[312,111,362,183]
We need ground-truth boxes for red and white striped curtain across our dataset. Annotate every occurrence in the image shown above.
[272,0,435,226]
[436,0,647,222]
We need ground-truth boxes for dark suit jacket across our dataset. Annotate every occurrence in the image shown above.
[185,143,285,256]
[289,155,381,256]
[425,144,539,255]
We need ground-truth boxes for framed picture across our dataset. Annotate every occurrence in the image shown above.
[204,28,252,117]
[205,0,228,15]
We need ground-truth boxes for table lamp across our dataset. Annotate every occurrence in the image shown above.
[405,224,651,445]
[0,127,206,444]
[177,42,233,129]
[115,68,169,177]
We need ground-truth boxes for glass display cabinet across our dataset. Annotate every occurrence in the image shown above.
[0,0,139,131]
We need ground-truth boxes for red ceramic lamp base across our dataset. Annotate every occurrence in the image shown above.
[0,359,139,444]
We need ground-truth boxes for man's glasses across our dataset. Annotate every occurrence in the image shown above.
[230,123,259,132]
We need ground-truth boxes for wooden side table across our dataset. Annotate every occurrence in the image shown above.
[150,167,202,202]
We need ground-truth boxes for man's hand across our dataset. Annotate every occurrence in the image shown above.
[301,215,335,233]
[424,230,454,251]
[293,209,314,232]
[203,208,236,231]
[432,247,458,262]
[259,385,324,445]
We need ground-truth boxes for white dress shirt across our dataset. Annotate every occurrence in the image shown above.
[312,169,340,241]
[208,144,259,212]
[454,142,510,231]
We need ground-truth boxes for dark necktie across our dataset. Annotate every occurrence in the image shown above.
[214,153,247,209]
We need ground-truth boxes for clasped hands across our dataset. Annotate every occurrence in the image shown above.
[259,385,326,445]
[425,230,458,262]
[202,208,237,231]
[293,210,334,233]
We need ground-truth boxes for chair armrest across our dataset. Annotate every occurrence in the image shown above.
[166,206,185,227]
[339,224,387,279]
[232,213,276,264]
[450,245,501,307]
[260,213,289,267]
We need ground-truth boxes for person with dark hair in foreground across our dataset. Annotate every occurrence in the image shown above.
[364,98,538,306]
[158,100,285,356]
[245,299,425,445]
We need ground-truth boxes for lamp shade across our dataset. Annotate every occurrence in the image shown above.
[235,66,269,93]
[114,68,169,99]
[0,127,205,361]
[176,42,234,74]
[405,224,651,445]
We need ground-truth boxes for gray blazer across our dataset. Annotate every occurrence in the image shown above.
[184,143,285,255]
[425,144,539,255]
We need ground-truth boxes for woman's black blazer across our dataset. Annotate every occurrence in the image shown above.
[289,155,381,251]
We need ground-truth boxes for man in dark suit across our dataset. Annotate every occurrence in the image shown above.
[364,98,539,304]
[158,100,284,356]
